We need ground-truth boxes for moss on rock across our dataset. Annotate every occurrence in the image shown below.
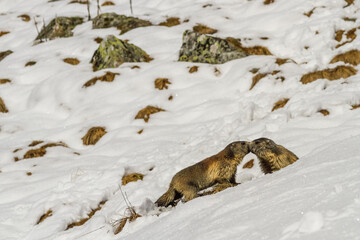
[90,35,152,71]
[35,17,83,41]
[178,30,248,64]
[92,12,152,34]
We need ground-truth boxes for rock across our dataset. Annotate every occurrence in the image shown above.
[0,50,13,62]
[92,12,152,34]
[178,30,248,64]
[35,17,83,41]
[90,35,152,71]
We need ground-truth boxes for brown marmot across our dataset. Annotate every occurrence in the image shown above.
[250,137,298,174]
[155,141,250,207]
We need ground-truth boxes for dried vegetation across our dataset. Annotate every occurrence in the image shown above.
[0,31,10,37]
[193,24,218,34]
[250,70,280,90]
[18,14,31,22]
[0,79,11,84]
[66,201,106,230]
[189,66,199,73]
[330,49,360,66]
[154,78,171,90]
[21,142,68,160]
[83,72,119,87]
[114,207,141,234]
[37,210,53,224]
[82,127,107,145]
[122,173,144,185]
[135,106,165,122]
[264,0,275,5]
[272,98,289,111]
[63,58,80,65]
[159,17,181,27]
[300,65,357,84]
[226,37,272,56]
[0,97,9,113]
[25,61,36,67]
[319,109,330,116]
[101,1,115,6]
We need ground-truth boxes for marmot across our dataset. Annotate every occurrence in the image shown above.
[155,141,250,207]
[250,138,298,174]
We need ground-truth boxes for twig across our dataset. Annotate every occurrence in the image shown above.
[129,0,134,15]
[87,0,91,20]
[96,0,100,17]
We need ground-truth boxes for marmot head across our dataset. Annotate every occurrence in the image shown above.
[226,141,250,158]
[250,137,278,155]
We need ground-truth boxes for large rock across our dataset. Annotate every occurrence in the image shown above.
[178,30,248,64]
[90,35,152,71]
[35,17,83,41]
[92,12,152,34]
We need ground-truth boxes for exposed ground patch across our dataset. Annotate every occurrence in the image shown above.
[272,98,289,111]
[37,210,53,224]
[300,65,357,84]
[83,72,119,87]
[330,49,360,65]
[63,58,80,65]
[82,127,107,145]
[159,17,181,27]
[135,106,165,122]
[122,173,144,185]
[193,24,217,34]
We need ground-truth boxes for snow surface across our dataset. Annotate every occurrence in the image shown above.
[1,0,360,239]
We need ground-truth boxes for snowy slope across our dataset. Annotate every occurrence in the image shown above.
[0,0,360,239]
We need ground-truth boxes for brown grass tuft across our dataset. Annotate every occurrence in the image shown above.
[159,17,181,27]
[168,95,173,101]
[226,37,272,55]
[101,1,115,6]
[135,106,165,122]
[66,201,106,230]
[82,127,107,145]
[300,65,357,84]
[304,8,315,17]
[0,79,11,84]
[0,31,10,37]
[122,173,144,185]
[319,109,329,116]
[0,97,8,113]
[27,172,32,176]
[275,58,289,66]
[335,30,345,42]
[18,14,31,22]
[249,68,259,74]
[214,67,221,76]
[114,207,141,234]
[344,0,354,6]
[137,129,143,134]
[272,98,289,111]
[131,65,140,69]
[83,72,119,87]
[94,37,103,43]
[154,78,171,90]
[343,17,356,22]
[193,24,218,34]
[202,4,212,8]
[243,159,254,169]
[69,0,88,4]
[352,104,360,109]
[63,58,80,65]
[37,210,53,224]
[250,73,267,90]
[189,66,199,73]
[25,61,36,67]
[330,49,360,66]
[336,28,357,48]
[29,140,44,147]
[264,0,275,4]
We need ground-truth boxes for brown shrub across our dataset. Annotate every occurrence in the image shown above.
[0,79,11,84]
[304,8,315,17]
[264,0,275,4]
[243,159,254,169]
[226,37,272,55]
[159,17,181,27]
[25,61,36,67]
[18,14,31,22]
[37,210,53,224]
[94,37,103,43]
[82,127,107,145]
[63,58,80,65]
[193,24,218,34]
[0,97,8,113]
[154,78,171,90]
[300,65,357,84]
[83,72,119,87]
[114,207,141,234]
[135,106,165,122]
[272,98,289,111]
[66,201,106,230]
[122,173,144,185]
[330,49,360,65]
[189,66,199,73]
[0,31,10,37]
[101,1,115,6]
[29,140,44,147]
[319,109,329,116]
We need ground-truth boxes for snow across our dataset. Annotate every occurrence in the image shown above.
[1,0,360,239]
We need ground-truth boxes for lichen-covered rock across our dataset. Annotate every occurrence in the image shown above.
[35,17,83,41]
[90,35,152,71]
[92,12,152,34]
[0,50,13,62]
[178,30,248,64]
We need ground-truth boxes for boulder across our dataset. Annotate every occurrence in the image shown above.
[90,35,152,71]
[179,30,248,64]
[92,12,152,34]
[35,17,83,41]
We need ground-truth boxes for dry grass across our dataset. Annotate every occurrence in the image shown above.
[0,31,10,37]
[243,159,254,169]
[63,58,80,65]
[226,37,272,55]
[0,79,11,84]
[336,28,357,48]
[202,4,212,8]
[330,49,360,65]
[300,65,357,84]
[25,61,36,67]
[168,95,173,101]
[83,72,119,87]
[94,37,103,43]
[66,201,106,230]
[154,78,171,90]
[272,98,289,111]
[18,14,31,22]
[264,0,275,4]
[275,58,290,66]
[250,73,267,90]
[122,173,144,185]
[343,17,356,22]
[335,30,345,42]
[114,207,141,234]
[69,0,88,4]
[82,127,107,145]
[29,140,44,147]
[131,65,140,69]
[319,109,330,116]
[101,1,115,6]
[135,106,165,122]
[189,66,199,73]
[23,142,68,160]
[352,104,360,109]
[193,24,218,34]
[27,172,32,176]
[344,0,354,6]
[137,129,143,134]
[37,210,53,224]
[159,17,181,27]
[249,68,259,74]
[304,8,315,17]
[0,97,8,113]
[214,67,221,76]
